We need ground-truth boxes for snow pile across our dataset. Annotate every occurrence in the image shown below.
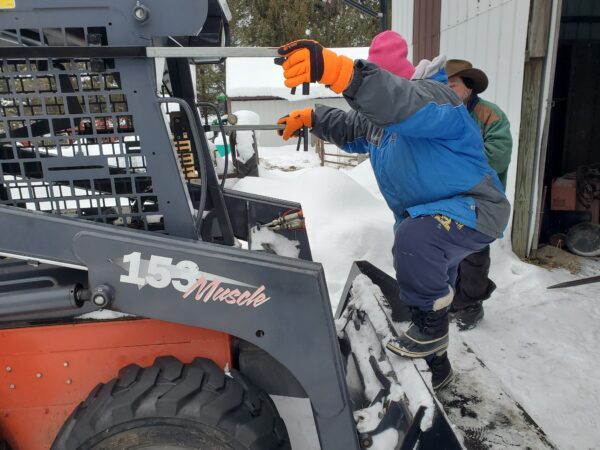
[250,226,300,258]
[233,161,395,305]
[226,47,368,101]
[258,145,321,172]
[346,159,384,201]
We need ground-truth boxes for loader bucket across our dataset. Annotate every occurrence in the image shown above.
[335,261,463,449]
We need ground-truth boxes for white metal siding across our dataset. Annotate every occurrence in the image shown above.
[440,0,531,220]
[391,0,415,62]
[229,98,352,147]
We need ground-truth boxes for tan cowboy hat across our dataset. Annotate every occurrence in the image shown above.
[446,59,488,94]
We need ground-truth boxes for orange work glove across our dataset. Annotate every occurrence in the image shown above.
[277,107,313,141]
[278,40,354,94]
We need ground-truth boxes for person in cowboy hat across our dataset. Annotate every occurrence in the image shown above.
[446,59,513,330]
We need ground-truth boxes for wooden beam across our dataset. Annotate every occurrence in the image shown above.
[529,0,552,58]
[511,0,554,258]
[512,59,545,258]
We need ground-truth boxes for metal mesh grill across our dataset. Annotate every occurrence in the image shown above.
[0,27,163,231]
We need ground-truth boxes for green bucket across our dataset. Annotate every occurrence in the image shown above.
[215,145,227,157]
[214,140,229,157]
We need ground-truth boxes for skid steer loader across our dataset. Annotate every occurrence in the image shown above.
[0,1,462,449]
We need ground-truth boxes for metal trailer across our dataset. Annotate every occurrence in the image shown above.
[0,1,461,449]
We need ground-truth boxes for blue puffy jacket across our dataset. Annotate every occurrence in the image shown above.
[310,59,510,238]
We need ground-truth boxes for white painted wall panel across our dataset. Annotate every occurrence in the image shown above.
[390,0,415,61]
[229,98,351,147]
[440,0,531,224]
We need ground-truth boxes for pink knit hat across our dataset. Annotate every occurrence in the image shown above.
[367,31,415,80]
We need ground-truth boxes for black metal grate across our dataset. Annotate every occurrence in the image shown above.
[0,27,163,231]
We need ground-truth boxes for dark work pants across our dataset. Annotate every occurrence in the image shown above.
[392,216,494,312]
[453,245,496,310]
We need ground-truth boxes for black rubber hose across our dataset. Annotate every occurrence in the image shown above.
[157,98,208,236]
[196,102,229,191]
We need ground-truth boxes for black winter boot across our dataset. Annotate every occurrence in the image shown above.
[386,307,449,358]
[426,351,454,391]
[455,302,484,330]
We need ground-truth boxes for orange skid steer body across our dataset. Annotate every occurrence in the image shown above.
[0,320,232,449]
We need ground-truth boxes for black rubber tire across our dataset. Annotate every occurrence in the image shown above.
[51,356,290,450]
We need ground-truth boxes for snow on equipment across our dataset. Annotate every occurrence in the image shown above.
[0,1,463,449]
[338,263,559,449]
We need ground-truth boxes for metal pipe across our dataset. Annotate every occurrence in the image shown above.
[206,124,285,132]
[0,46,278,59]
[147,46,280,58]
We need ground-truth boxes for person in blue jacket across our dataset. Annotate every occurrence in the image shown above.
[275,32,510,390]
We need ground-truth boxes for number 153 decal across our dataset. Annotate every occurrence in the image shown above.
[118,252,271,308]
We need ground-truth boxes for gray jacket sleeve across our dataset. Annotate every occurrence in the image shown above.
[311,104,373,153]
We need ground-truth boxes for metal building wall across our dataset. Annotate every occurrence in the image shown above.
[229,98,351,148]
[439,0,531,220]
[413,0,442,62]
[391,0,415,62]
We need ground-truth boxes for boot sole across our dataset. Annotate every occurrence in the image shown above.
[386,340,449,358]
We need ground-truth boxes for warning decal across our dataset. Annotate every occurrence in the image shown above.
[0,0,16,10]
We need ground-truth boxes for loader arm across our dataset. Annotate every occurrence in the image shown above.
[0,204,362,450]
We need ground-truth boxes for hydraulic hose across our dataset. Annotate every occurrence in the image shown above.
[196,102,229,191]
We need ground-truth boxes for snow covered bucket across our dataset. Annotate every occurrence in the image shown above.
[335,261,463,449]
[231,110,260,164]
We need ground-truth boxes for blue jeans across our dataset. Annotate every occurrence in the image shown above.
[392,216,494,311]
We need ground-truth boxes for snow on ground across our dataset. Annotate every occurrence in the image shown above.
[460,239,600,450]
[346,155,385,201]
[258,144,321,172]
[232,145,600,450]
